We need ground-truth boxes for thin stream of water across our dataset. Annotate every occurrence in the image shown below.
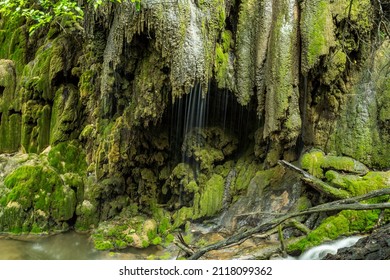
[280,236,363,260]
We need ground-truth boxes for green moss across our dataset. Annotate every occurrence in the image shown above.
[288,209,380,253]
[4,166,54,209]
[48,142,87,175]
[94,237,115,251]
[300,150,369,179]
[132,51,168,126]
[50,85,82,144]
[326,170,390,197]
[91,212,170,250]
[197,174,224,218]
[75,200,98,231]
[79,124,95,141]
[115,239,128,249]
[262,0,301,145]
[300,150,325,177]
[141,240,150,248]
[0,19,27,74]
[37,104,51,152]
[182,180,197,193]
[0,111,22,153]
[0,59,22,153]
[300,0,335,73]
[20,101,53,153]
[235,0,261,105]
[331,0,373,33]
[322,155,369,175]
[51,185,77,222]
[322,50,347,85]
[214,30,232,88]
[79,69,97,100]
[233,157,259,194]
[173,207,194,229]
[195,148,224,171]
[0,164,77,233]
[20,36,66,101]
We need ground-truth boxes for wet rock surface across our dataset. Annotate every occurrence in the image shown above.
[323,223,390,260]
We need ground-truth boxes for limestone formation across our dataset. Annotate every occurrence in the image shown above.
[0,0,389,258]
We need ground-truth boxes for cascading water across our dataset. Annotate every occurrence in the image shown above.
[170,82,208,167]
[279,236,363,260]
[299,236,362,260]
[170,82,256,168]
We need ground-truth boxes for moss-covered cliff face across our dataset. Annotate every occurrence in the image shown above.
[0,0,389,254]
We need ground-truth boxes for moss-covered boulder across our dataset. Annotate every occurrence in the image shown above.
[301,150,369,178]
[48,141,87,175]
[182,127,238,172]
[0,165,76,233]
[91,209,173,250]
[0,141,87,234]
[288,209,383,254]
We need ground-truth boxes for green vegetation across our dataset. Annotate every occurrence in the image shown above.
[300,0,335,73]
[0,0,141,35]
[0,0,84,34]
[288,209,381,253]
[0,164,77,233]
[48,141,87,174]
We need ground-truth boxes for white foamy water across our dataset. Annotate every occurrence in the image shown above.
[298,236,362,260]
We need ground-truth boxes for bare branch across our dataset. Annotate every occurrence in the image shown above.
[188,188,390,260]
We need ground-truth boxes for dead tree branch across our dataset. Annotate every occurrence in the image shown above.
[188,187,390,260]
[279,160,350,199]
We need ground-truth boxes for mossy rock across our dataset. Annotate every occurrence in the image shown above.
[232,156,260,195]
[48,142,87,175]
[0,20,28,74]
[300,150,369,178]
[0,59,21,153]
[197,174,225,217]
[0,164,77,233]
[288,209,382,254]
[325,170,390,197]
[75,200,99,231]
[91,208,173,251]
[182,127,238,171]
[50,85,83,144]
[300,0,335,73]
[21,101,51,153]
[20,36,67,101]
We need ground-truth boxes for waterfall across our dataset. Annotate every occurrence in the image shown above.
[170,82,208,167]
[298,236,362,260]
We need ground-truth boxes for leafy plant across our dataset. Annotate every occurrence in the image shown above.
[0,0,141,35]
[0,0,84,34]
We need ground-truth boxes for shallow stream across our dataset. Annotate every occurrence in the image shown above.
[0,231,363,260]
[0,231,160,260]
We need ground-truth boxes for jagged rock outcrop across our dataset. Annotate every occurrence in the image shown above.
[0,0,389,253]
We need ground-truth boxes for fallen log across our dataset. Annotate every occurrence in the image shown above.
[279,160,350,199]
[187,187,390,260]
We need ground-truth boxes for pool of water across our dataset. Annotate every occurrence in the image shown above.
[0,231,161,260]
